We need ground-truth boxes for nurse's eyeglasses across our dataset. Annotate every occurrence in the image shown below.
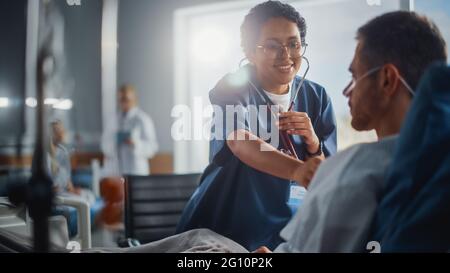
[257,40,308,59]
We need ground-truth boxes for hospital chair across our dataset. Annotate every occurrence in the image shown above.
[122,174,201,246]
[65,167,104,239]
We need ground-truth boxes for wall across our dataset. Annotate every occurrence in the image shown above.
[56,0,103,151]
[0,0,27,155]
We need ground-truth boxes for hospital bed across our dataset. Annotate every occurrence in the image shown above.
[0,195,91,251]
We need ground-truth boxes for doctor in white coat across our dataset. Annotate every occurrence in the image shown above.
[101,85,159,176]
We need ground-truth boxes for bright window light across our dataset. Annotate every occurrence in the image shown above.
[25,97,72,110]
[0,97,9,108]
[26,97,37,108]
[190,26,231,64]
[44,98,59,105]
[53,99,73,110]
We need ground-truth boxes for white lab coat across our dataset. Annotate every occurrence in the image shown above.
[101,107,159,176]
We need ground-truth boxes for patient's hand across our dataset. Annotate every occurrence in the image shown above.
[294,157,323,189]
[252,246,272,253]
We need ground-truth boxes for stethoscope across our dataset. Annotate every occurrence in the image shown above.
[240,56,311,159]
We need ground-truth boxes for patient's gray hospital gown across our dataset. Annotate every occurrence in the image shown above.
[275,135,398,253]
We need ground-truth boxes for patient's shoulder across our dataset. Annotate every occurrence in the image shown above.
[333,135,398,163]
[310,136,399,190]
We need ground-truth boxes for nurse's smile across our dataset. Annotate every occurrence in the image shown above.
[274,63,295,74]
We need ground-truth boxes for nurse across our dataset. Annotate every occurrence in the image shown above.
[177,1,337,251]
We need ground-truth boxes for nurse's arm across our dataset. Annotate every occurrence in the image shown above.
[227,129,322,188]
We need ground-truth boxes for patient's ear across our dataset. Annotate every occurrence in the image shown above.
[380,64,402,97]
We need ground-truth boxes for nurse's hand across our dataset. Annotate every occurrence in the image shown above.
[278,112,320,155]
[294,157,323,188]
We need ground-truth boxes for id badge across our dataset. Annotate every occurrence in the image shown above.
[287,182,307,214]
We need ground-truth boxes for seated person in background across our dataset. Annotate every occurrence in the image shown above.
[48,120,75,195]
[47,119,96,237]
[48,119,95,205]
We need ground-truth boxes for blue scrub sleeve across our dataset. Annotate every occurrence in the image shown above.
[209,87,249,166]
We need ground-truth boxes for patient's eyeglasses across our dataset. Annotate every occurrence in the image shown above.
[343,66,415,97]
[257,40,308,60]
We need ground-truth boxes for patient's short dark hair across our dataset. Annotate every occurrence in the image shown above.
[241,1,307,56]
[357,11,447,90]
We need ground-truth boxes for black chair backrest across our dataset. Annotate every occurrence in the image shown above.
[124,173,201,244]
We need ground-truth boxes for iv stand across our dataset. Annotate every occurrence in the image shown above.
[8,35,55,254]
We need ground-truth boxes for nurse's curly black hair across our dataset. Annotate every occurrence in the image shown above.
[240,1,307,56]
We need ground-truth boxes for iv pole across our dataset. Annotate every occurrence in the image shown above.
[8,1,56,252]
[28,44,55,253]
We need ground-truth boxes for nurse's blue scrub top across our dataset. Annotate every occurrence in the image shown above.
[176,65,337,251]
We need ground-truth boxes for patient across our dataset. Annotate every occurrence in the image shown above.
[267,11,447,253]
